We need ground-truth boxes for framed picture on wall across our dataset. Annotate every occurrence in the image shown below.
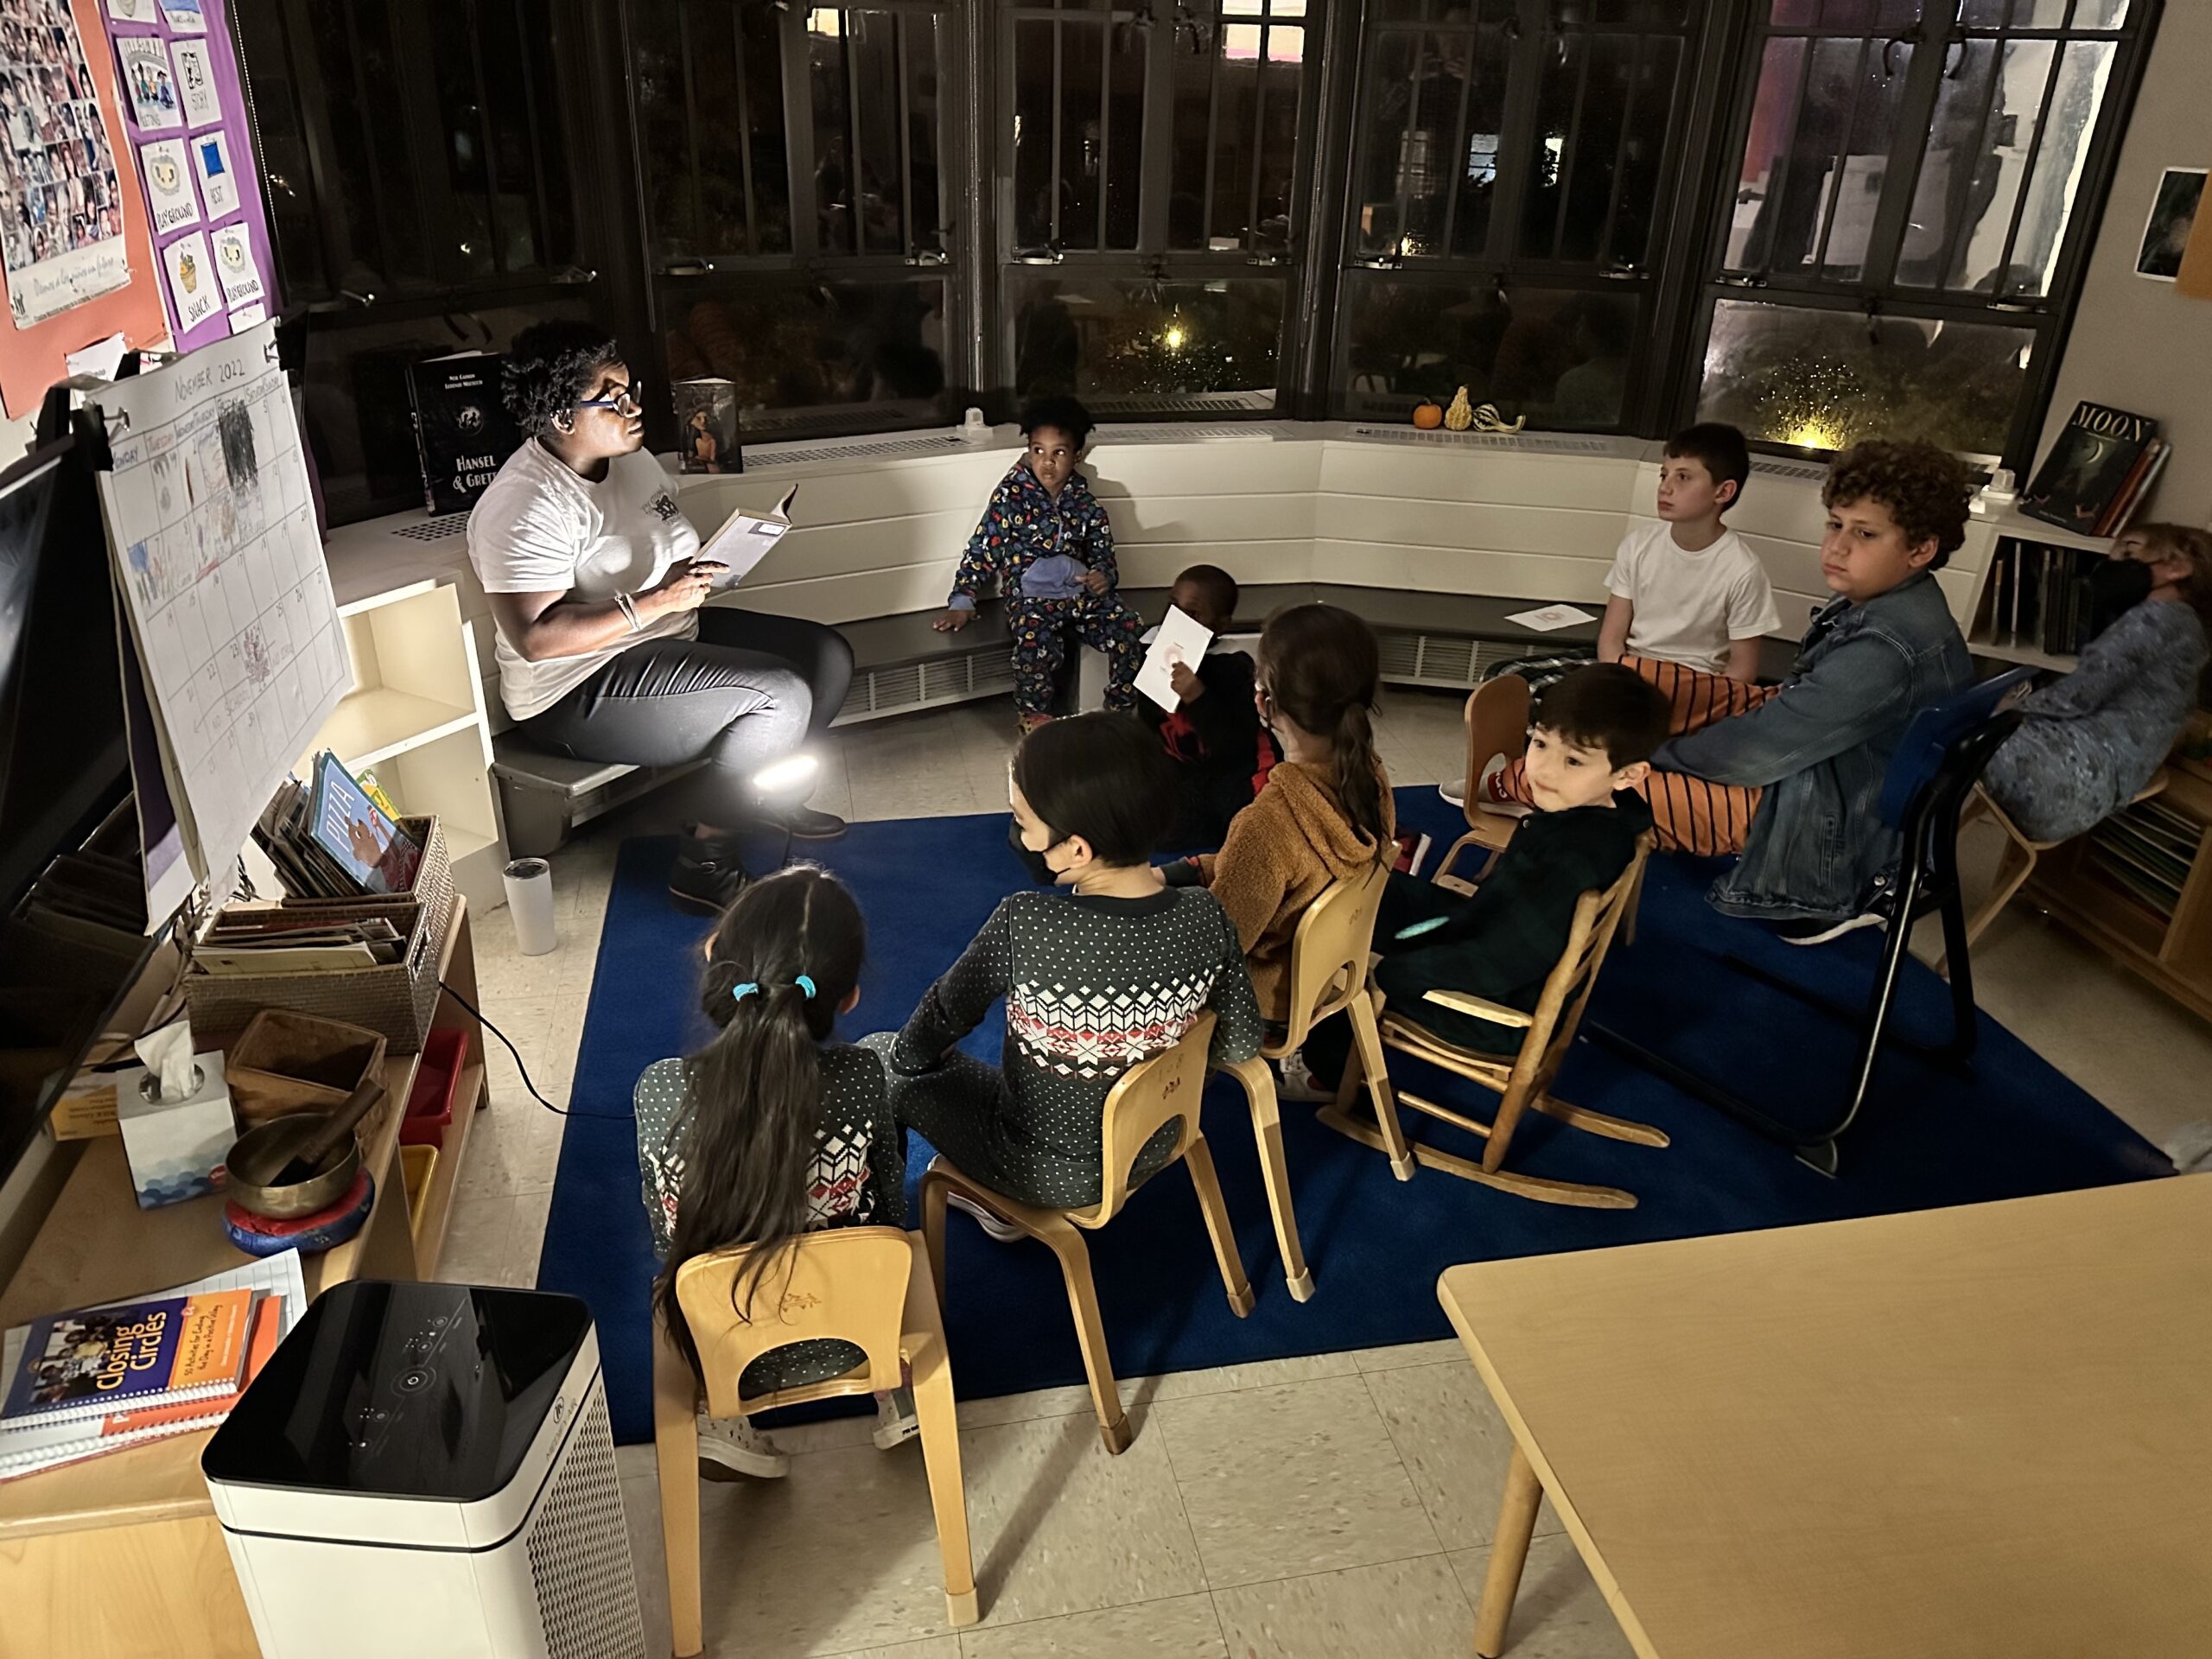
[2135,168,2206,282]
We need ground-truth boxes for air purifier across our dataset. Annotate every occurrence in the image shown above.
[202,1281,647,1659]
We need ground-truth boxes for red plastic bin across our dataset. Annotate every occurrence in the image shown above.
[400,1027,469,1147]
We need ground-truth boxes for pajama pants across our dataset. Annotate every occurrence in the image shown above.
[1480,649,1597,696]
[1492,655,1778,857]
[1009,594,1144,718]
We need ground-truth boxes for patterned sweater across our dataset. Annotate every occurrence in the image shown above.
[947,461,1119,611]
[886,887,1264,1170]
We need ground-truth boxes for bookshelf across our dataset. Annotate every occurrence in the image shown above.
[1963,511,2114,670]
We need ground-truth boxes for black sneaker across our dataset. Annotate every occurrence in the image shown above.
[774,802,849,841]
[669,836,748,913]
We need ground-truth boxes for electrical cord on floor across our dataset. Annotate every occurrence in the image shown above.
[437,978,634,1121]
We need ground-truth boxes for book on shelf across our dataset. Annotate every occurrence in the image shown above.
[0,1288,257,1427]
[408,351,524,516]
[2095,439,2170,537]
[1979,540,2132,659]
[2020,401,2157,537]
[0,1254,305,1483]
[673,378,741,474]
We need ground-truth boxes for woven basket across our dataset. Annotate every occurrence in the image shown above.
[185,818,454,1056]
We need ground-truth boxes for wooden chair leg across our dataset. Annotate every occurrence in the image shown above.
[1040,1222,1132,1453]
[1473,1443,1544,1658]
[651,1322,705,1659]
[908,1342,978,1627]
[1530,1091,1669,1147]
[1225,1057,1312,1300]
[919,1171,950,1313]
[1349,990,1415,1180]
[1622,856,1645,949]
[1944,834,2038,977]
[1182,1134,1257,1318]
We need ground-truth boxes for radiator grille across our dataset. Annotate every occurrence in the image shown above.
[525,1387,647,1659]
[1751,457,1829,481]
[747,433,973,468]
[1345,427,1613,456]
[1092,423,1281,443]
[836,647,1018,722]
[1375,626,1581,689]
[390,512,470,542]
[1091,389,1275,414]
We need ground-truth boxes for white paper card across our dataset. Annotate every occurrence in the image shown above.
[162,0,209,32]
[116,34,181,130]
[159,229,219,332]
[137,137,199,234]
[1504,604,1595,633]
[209,222,263,307]
[172,39,219,127]
[65,331,129,379]
[699,486,800,587]
[190,130,237,217]
[227,300,268,331]
[104,0,156,24]
[1135,603,1214,711]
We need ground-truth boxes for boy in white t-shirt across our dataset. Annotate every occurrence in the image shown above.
[1475,423,1784,812]
[1599,423,1779,682]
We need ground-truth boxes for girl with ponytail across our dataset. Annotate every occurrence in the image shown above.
[1170,603,1394,1024]
[635,864,908,1481]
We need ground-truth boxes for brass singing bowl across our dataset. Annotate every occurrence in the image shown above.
[225,1112,364,1220]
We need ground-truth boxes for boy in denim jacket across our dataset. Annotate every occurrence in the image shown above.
[934,397,1143,729]
[1654,441,1972,944]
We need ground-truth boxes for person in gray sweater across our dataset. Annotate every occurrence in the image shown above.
[1980,523,2211,843]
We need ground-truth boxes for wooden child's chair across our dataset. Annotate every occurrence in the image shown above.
[653,1228,978,1652]
[1331,833,1663,1210]
[922,1013,1252,1455]
[1436,674,1534,894]
[1219,859,1412,1302]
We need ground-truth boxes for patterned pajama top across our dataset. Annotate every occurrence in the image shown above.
[945,461,1120,612]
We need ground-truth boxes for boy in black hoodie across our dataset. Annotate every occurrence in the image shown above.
[1141,564,1277,849]
[1299,665,1669,1085]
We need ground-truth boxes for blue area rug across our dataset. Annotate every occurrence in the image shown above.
[536,790,2171,1444]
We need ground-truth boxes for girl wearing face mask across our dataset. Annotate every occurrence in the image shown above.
[1165,604,1395,1027]
[868,713,1262,1226]
[1978,522,2210,844]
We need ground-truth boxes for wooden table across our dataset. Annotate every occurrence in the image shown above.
[1437,1179,2212,1658]
[0,900,487,1659]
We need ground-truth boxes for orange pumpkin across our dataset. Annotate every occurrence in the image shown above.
[1412,402,1444,429]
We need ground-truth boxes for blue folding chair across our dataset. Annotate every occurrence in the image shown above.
[1591,667,2035,1176]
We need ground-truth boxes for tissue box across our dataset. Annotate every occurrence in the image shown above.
[115,1048,236,1208]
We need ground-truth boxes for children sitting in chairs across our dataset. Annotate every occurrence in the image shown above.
[874,712,1264,1218]
[1166,602,1395,1027]
[1138,563,1276,849]
[1297,664,1670,1090]
[636,865,911,1482]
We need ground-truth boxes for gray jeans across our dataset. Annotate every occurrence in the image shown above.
[518,608,853,825]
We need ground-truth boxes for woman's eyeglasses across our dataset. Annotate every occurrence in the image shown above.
[574,378,645,415]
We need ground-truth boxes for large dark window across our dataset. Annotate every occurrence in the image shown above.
[1000,0,1319,410]
[626,1,967,439]
[1691,0,2149,465]
[1336,0,1701,427]
[233,0,590,521]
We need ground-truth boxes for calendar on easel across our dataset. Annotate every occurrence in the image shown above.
[86,320,349,924]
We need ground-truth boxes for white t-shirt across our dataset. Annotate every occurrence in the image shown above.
[467,442,702,721]
[1604,522,1783,675]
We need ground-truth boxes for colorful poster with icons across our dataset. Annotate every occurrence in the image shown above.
[95,0,273,351]
[170,38,217,128]
[207,221,259,308]
[136,137,196,234]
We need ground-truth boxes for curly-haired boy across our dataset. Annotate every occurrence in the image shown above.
[1651,439,1973,943]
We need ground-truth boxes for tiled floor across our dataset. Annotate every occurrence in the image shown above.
[437,688,2211,1657]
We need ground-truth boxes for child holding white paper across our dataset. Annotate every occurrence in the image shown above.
[1136,565,1275,849]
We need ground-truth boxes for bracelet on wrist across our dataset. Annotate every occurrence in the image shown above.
[614,590,644,632]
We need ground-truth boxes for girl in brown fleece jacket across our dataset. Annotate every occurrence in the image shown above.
[1167,604,1394,1023]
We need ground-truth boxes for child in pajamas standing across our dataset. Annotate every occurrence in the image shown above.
[934,397,1144,730]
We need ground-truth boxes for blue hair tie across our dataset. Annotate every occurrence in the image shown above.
[795,975,817,1000]
[731,982,760,1003]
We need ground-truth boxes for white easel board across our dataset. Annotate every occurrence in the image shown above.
[87,321,349,923]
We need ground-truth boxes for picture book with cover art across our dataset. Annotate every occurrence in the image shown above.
[0,1287,255,1425]
[408,351,523,515]
[2021,402,2158,536]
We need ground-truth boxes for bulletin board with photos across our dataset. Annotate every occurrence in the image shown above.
[94,0,272,350]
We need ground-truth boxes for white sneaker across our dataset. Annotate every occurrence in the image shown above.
[1440,777,1467,807]
[696,1413,789,1480]
[945,1190,1024,1243]
[1276,1050,1335,1104]
[873,1387,919,1450]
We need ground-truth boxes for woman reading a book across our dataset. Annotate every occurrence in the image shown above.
[1978,523,2210,844]
[468,321,853,909]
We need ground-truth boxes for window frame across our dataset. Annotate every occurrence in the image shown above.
[1677,0,2161,471]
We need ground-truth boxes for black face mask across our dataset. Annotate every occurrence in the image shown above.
[2086,556,2154,641]
[1008,817,1063,886]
